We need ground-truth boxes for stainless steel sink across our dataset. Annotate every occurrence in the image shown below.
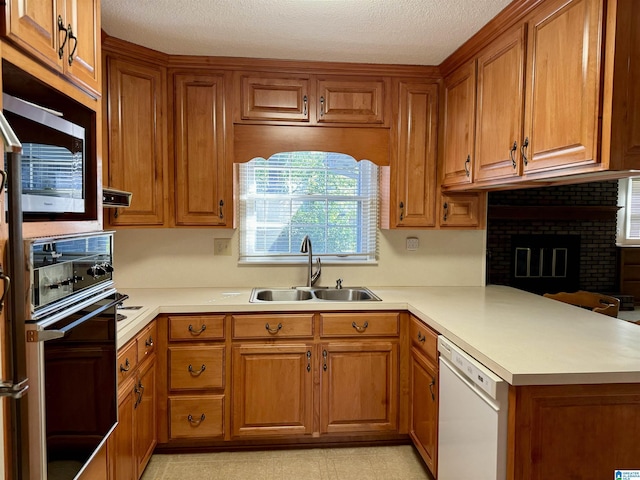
[250,287,380,302]
[252,289,313,302]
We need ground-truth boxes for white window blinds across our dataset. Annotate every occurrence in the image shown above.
[627,177,640,239]
[238,151,378,263]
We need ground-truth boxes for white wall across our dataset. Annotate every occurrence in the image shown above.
[112,228,487,289]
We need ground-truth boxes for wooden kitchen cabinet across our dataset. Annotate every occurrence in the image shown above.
[104,55,168,226]
[173,72,229,226]
[441,60,476,187]
[235,72,389,126]
[389,80,438,228]
[439,193,483,227]
[408,315,439,476]
[109,321,157,480]
[3,0,101,94]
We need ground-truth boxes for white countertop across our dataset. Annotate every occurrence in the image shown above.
[116,285,640,386]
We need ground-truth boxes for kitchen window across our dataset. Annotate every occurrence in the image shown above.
[618,177,640,245]
[237,151,378,264]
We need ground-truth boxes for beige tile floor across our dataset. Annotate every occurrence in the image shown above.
[139,445,434,480]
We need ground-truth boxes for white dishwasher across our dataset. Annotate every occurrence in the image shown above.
[437,336,509,480]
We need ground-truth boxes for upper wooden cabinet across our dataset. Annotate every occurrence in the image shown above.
[441,61,476,187]
[3,0,101,95]
[173,72,229,226]
[105,55,168,226]
[235,72,389,126]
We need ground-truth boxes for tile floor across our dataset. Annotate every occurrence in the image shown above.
[139,445,434,480]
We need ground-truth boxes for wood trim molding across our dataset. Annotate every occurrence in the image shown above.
[488,205,621,220]
[102,33,169,66]
[439,0,546,77]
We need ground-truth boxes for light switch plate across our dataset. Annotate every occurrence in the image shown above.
[406,237,419,251]
[214,238,232,256]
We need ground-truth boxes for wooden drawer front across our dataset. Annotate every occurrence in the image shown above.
[137,322,157,361]
[169,315,225,341]
[240,75,310,122]
[320,313,399,337]
[169,396,224,439]
[117,340,138,385]
[232,314,314,339]
[169,346,225,391]
[409,316,438,364]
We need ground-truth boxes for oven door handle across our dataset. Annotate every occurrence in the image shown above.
[27,295,127,343]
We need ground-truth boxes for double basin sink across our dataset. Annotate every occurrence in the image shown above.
[250,287,381,302]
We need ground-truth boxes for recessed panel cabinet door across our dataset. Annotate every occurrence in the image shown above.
[395,81,438,227]
[232,344,314,437]
[174,74,228,226]
[475,25,526,182]
[64,0,101,93]
[316,77,387,124]
[410,348,438,476]
[320,342,398,434]
[523,0,602,173]
[106,57,167,226]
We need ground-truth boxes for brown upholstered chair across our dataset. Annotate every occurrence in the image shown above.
[543,290,620,317]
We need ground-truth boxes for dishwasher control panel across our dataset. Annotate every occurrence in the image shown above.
[438,336,504,398]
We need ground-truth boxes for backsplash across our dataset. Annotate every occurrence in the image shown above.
[487,181,619,294]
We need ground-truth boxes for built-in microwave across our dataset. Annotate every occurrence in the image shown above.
[3,92,87,216]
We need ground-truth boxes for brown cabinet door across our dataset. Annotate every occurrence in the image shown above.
[64,0,100,94]
[475,25,526,182]
[440,193,482,227]
[522,0,602,174]
[106,57,167,226]
[239,74,310,122]
[395,81,438,227]
[231,344,314,437]
[410,348,438,476]
[320,341,398,434]
[316,77,387,124]
[7,0,62,71]
[442,61,476,186]
[110,378,136,480]
[174,73,228,226]
[134,356,157,477]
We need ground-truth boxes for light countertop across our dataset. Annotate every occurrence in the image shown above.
[115,285,640,387]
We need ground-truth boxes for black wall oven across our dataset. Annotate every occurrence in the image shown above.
[24,232,122,480]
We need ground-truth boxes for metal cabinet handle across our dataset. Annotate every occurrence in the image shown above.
[219,199,224,219]
[188,364,206,376]
[0,170,7,194]
[399,201,404,221]
[306,350,311,373]
[57,16,68,59]
[303,95,308,116]
[521,137,529,166]
[0,270,10,314]
[265,323,283,334]
[145,336,154,348]
[464,155,471,177]
[443,202,449,222]
[510,141,517,169]
[188,324,207,335]
[319,96,325,117]
[187,413,206,425]
[429,377,436,401]
[417,332,426,343]
[67,24,77,66]
[119,358,131,373]
[351,321,368,333]
[134,381,144,408]
[322,349,328,371]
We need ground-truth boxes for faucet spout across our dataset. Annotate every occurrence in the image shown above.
[300,235,321,287]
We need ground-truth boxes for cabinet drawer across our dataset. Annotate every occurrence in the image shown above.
[169,315,225,341]
[117,340,137,385]
[137,322,157,361]
[409,316,438,364]
[169,346,225,391]
[232,314,314,339]
[169,395,224,439]
[320,313,399,337]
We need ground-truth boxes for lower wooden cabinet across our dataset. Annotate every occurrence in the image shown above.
[231,343,314,437]
[410,347,438,475]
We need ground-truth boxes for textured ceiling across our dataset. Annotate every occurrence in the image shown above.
[101,0,513,66]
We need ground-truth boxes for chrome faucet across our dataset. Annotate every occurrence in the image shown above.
[300,235,321,287]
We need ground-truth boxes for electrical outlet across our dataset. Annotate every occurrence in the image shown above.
[406,237,419,251]
[214,238,232,256]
